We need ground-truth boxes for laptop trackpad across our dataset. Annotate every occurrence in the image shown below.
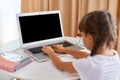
[32,53,49,61]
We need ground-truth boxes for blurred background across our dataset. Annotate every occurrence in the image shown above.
[0,0,120,54]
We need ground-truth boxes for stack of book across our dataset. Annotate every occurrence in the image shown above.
[0,52,32,72]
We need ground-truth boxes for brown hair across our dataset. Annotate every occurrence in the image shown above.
[79,10,117,56]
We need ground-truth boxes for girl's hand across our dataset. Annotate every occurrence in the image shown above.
[42,46,55,55]
[52,44,65,53]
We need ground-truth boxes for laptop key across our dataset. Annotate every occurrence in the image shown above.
[28,47,43,54]
[28,41,73,54]
[56,41,73,47]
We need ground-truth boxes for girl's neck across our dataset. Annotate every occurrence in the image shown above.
[96,47,114,56]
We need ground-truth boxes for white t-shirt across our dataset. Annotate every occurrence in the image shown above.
[73,50,120,80]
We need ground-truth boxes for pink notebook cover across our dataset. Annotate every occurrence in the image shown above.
[0,57,18,72]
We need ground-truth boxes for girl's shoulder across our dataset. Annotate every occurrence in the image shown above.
[73,49,119,66]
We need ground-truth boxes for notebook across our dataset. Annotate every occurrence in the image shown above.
[16,10,81,62]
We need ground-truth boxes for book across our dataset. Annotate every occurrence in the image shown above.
[0,52,32,72]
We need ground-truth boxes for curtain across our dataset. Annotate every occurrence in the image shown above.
[117,0,120,55]
[21,0,120,55]
[21,0,79,36]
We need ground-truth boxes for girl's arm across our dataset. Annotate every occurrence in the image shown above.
[42,46,77,73]
[62,48,89,59]
[53,44,89,59]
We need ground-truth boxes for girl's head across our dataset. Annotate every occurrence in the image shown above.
[79,10,117,56]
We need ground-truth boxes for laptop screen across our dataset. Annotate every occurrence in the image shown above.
[17,10,64,48]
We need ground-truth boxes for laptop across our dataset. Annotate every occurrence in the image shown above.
[16,10,82,62]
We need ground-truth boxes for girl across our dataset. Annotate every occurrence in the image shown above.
[42,10,120,80]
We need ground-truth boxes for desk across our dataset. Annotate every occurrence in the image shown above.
[0,37,86,80]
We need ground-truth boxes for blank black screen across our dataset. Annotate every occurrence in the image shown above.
[19,13,62,43]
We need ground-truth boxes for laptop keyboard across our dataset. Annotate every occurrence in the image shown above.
[28,41,73,54]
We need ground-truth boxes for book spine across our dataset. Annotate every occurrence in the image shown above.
[0,65,14,72]
[0,58,17,72]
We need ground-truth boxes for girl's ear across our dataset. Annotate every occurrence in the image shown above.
[86,33,93,43]
[84,33,94,50]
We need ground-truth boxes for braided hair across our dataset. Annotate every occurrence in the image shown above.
[79,10,117,56]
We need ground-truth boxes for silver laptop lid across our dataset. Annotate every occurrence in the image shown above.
[16,10,64,48]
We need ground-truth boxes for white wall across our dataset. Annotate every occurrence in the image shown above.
[0,0,21,44]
